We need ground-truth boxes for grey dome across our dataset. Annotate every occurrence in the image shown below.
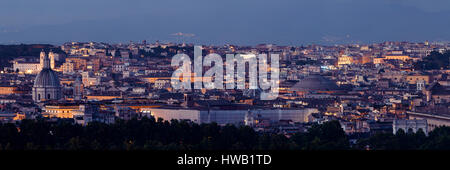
[34,68,61,88]
[290,75,340,91]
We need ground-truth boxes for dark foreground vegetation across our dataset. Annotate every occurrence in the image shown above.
[0,118,449,150]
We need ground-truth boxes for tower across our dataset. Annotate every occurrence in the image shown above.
[40,50,46,70]
[73,75,84,101]
[49,50,56,69]
[42,51,51,69]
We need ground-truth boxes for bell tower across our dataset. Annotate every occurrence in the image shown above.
[40,50,46,70]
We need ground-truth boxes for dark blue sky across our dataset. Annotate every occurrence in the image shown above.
[1,0,450,45]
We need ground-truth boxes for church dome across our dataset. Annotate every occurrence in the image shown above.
[32,51,62,102]
[34,68,61,88]
[290,75,340,91]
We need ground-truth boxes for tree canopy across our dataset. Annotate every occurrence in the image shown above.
[414,51,450,70]
[1,119,450,150]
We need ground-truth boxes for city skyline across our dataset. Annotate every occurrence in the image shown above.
[2,1,450,167]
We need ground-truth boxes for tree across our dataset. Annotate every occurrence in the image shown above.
[414,51,450,70]
[302,121,350,150]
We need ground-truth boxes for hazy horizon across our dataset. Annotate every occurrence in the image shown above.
[1,0,450,45]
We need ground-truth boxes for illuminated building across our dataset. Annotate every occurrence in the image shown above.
[62,61,75,74]
[140,107,317,125]
[13,61,41,74]
[91,57,101,72]
[406,75,430,85]
[43,105,79,118]
[49,50,57,69]
[361,54,373,64]
[373,57,384,64]
[81,71,99,86]
[0,86,19,95]
[384,55,410,61]
[337,54,353,66]
[32,52,62,102]
[65,57,87,71]
[86,95,121,101]
[72,104,97,125]
[0,112,26,123]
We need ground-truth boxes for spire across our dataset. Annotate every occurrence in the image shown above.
[43,52,51,69]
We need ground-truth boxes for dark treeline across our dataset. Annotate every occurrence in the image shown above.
[356,127,450,150]
[414,50,450,70]
[0,118,449,150]
[0,118,349,150]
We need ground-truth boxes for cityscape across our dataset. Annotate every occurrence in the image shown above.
[1,0,450,168]
[0,40,449,150]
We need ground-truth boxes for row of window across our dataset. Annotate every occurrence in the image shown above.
[37,93,52,100]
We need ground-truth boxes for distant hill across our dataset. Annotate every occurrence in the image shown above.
[0,44,64,69]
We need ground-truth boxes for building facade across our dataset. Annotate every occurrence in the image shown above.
[140,107,318,125]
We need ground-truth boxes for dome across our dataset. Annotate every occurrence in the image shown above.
[290,75,340,91]
[33,68,61,88]
[33,51,62,103]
